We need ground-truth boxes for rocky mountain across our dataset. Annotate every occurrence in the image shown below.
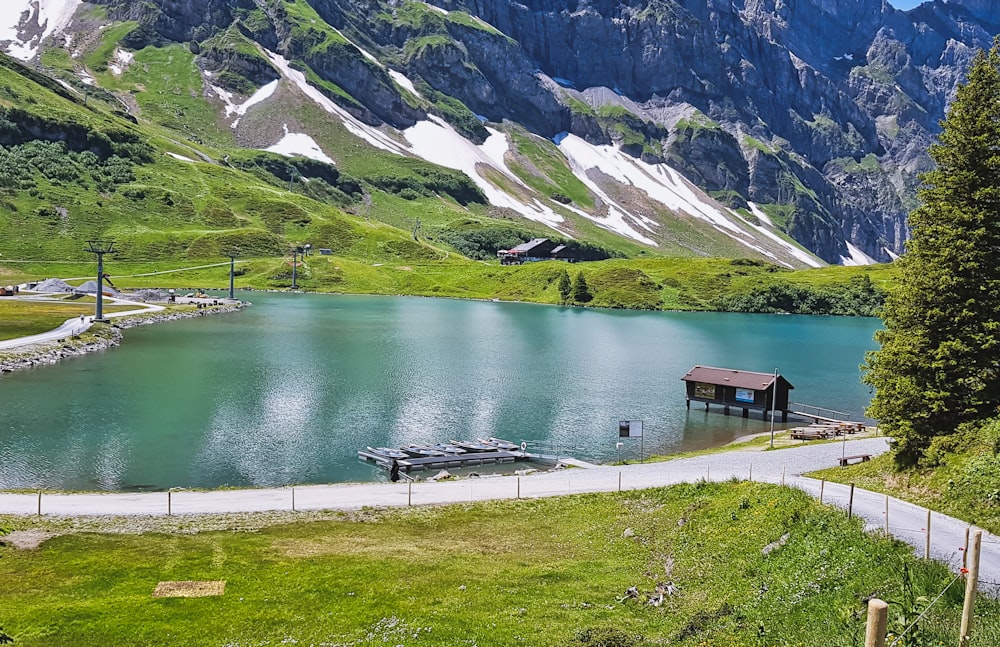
[1,0,998,267]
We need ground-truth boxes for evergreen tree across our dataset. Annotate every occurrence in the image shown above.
[558,269,572,303]
[571,270,593,303]
[863,39,1000,466]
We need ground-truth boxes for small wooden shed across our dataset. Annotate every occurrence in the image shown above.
[681,365,794,421]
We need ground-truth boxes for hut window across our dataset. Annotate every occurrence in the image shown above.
[694,382,715,398]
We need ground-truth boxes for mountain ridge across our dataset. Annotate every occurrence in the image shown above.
[1,0,997,268]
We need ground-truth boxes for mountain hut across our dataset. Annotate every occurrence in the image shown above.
[681,365,793,421]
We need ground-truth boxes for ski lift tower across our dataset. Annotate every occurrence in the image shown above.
[85,239,116,322]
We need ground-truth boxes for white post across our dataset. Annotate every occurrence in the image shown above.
[769,367,778,447]
[925,509,931,559]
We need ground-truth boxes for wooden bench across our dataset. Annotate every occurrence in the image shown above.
[838,454,871,466]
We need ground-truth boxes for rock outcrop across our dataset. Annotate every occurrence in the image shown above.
[84,0,1000,263]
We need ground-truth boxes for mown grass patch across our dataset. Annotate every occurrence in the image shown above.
[1,483,996,645]
[0,299,133,340]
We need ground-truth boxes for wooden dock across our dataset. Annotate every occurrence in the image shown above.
[357,448,524,472]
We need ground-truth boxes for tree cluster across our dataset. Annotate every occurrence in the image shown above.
[864,39,1000,465]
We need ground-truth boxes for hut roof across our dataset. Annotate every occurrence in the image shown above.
[508,238,551,254]
[681,365,793,390]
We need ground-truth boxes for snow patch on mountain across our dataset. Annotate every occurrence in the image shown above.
[108,48,133,76]
[330,26,380,65]
[265,50,409,155]
[424,3,449,15]
[0,0,81,61]
[557,133,825,264]
[404,117,565,229]
[266,125,335,165]
[212,79,279,128]
[840,242,877,266]
[389,70,421,98]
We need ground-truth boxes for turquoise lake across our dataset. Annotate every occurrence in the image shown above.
[0,293,882,491]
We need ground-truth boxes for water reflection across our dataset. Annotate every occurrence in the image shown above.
[0,293,881,490]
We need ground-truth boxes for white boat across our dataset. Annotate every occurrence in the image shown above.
[451,439,497,452]
[367,446,408,460]
[402,445,447,457]
[431,443,467,454]
[479,437,518,451]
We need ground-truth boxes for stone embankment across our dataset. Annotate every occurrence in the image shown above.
[0,303,245,374]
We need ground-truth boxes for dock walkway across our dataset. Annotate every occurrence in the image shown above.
[358,449,523,472]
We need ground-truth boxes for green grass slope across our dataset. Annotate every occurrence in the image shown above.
[1,482,995,646]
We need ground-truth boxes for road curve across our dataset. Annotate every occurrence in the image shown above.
[1,437,997,591]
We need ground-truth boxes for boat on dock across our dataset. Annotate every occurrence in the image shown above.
[402,445,448,457]
[451,439,497,452]
[430,443,467,455]
[479,437,518,451]
[366,446,408,461]
[359,437,531,472]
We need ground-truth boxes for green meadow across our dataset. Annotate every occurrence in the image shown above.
[2,482,995,646]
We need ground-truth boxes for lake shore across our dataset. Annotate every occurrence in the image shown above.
[0,302,245,375]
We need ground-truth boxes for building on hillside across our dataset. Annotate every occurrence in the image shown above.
[681,365,794,421]
[498,238,575,265]
[550,244,575,261]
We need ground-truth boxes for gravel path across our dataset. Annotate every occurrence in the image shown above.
[0,296,164,350]
[2,437,997,591]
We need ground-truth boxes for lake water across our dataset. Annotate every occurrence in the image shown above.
[0,293,881,491]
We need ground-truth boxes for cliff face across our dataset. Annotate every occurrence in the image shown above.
[63,0,1000,263]
[394,0,991,262]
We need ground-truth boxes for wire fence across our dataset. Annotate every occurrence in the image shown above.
[887,573,965,647]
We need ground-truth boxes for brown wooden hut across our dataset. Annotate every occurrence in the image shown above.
[681,365,794,421]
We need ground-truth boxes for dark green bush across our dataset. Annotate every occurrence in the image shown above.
[713,275,884,316]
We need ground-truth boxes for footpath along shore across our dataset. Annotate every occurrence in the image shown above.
[3,437,999,591]
[0,294,244,373]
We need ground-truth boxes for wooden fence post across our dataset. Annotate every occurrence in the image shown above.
[885,495,889,533]
[168,490,172,516]
[408,481,412,506]
[960,530,983,646]
[292,487,296,512]
[964,526,971,570]
[925,509,931,559]
[819,479,825,504]
[517,476,521,499]
[848,484,855,520]
[37,490,41,516]
[865,598,888,647]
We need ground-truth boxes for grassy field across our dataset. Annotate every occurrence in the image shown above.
[0,298,136,340]
[1,482,995,646]
[0,256,896,314]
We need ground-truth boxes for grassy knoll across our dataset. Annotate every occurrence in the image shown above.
[1,482,995,646]
[0,299,135,340]
[811,418,1000,536]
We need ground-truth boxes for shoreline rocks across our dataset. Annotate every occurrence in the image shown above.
[0,303,245,375]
